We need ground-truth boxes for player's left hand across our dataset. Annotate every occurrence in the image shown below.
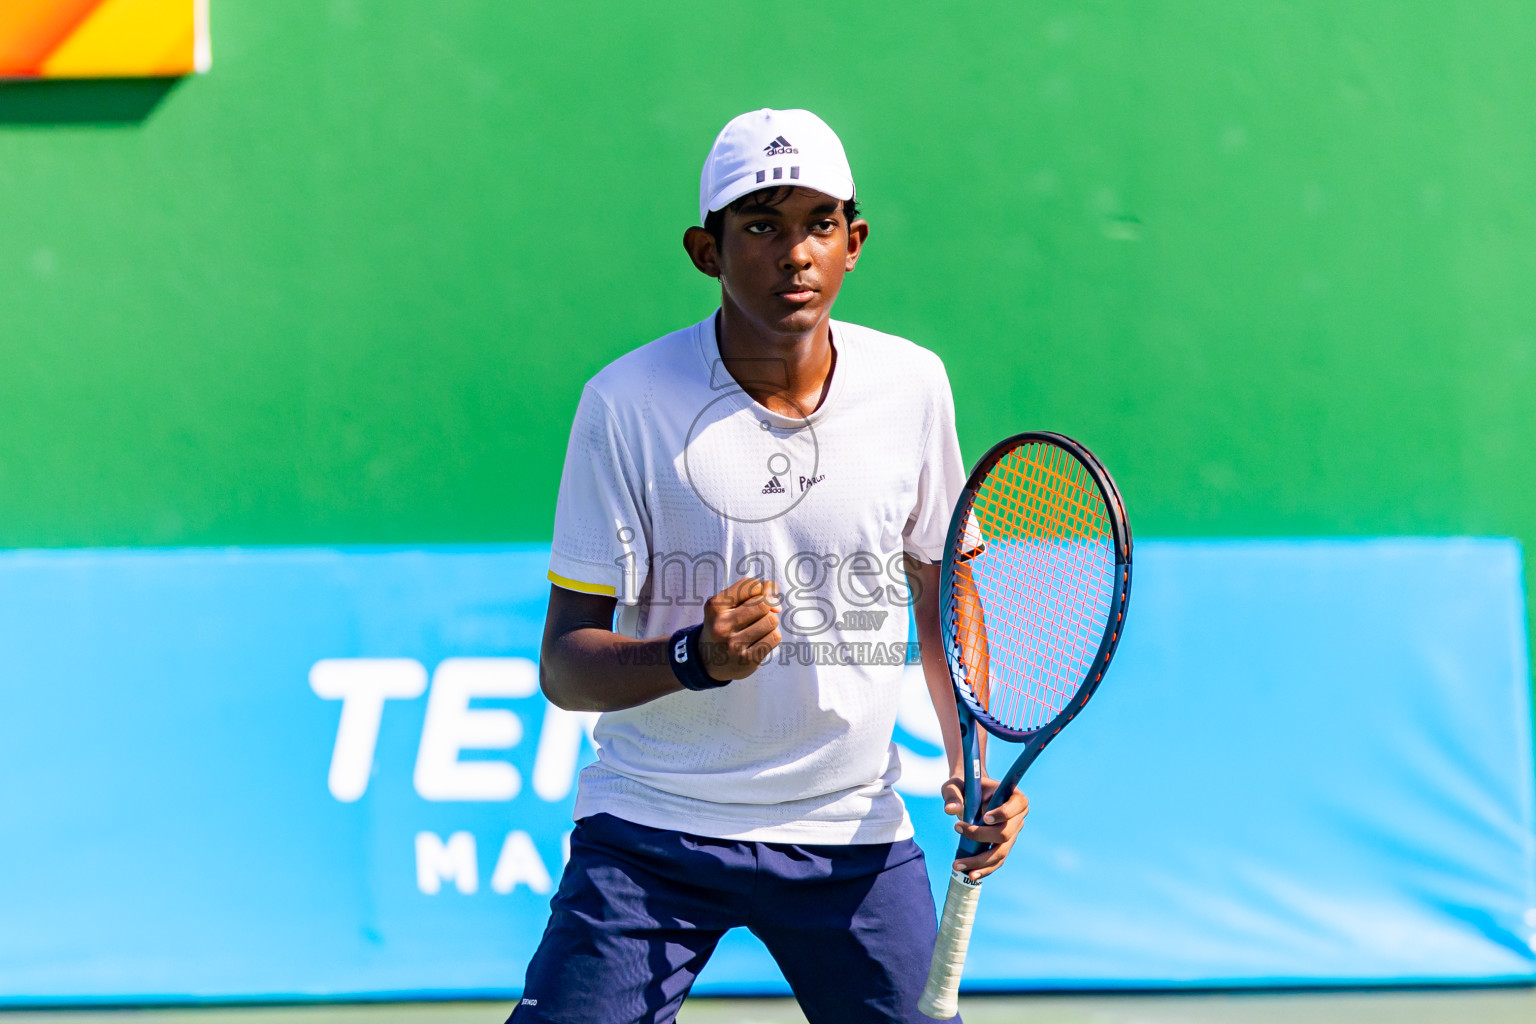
[941,775,1029,881]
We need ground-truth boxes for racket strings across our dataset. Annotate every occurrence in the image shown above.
[948,443,1116,733]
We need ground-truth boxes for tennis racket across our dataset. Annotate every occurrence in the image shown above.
[917,431,1133,1019]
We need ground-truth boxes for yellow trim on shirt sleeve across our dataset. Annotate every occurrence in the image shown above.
[547,570,617,597]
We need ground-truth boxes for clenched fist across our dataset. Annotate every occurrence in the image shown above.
[700,578,781,681]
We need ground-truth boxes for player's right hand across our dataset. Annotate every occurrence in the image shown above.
[700,577,781,681]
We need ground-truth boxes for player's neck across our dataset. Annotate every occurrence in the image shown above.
[716,301,836,420]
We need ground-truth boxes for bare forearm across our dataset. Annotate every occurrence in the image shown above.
[914,607,964,775]
[541,627,682,712]
[539,579,781,713]
[908,560,964,775]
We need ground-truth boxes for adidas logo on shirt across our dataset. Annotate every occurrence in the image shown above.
[761,476,787,494]
[763,135,797,156]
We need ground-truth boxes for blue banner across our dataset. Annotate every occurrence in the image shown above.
[0,540,1532,1001]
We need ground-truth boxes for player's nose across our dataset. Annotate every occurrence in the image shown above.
[780,232,814,270]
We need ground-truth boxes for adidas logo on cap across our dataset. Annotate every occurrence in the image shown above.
[699,109,854,222]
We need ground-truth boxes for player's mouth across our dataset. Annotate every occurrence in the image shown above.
[775,284,818,303]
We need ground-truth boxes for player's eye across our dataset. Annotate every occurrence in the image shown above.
[744,221,774,235]
[814,219,838,233]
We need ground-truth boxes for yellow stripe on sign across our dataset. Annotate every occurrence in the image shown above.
[147,20,194,76]
[547,570,617,597]
[40,0,195,78]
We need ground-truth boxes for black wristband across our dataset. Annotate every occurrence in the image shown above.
[668,624,728,691]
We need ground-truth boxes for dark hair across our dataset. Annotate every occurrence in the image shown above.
[703,186,861,242]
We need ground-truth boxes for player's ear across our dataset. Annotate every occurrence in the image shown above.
[683,226,722,279]
[844,215,869,272]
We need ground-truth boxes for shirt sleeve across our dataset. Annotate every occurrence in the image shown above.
[903,360,968,564]
[548,385,650,606]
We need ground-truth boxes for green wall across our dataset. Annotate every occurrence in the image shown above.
[3,1,1534,572]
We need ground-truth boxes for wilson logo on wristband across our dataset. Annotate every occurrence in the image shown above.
[668,625,728,691]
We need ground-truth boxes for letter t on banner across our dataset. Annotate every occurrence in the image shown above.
[310,659,429,802]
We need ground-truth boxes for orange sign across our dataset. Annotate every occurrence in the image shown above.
[0,0,209,78]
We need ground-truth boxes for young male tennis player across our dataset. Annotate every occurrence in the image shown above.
[509,108,1029,1023]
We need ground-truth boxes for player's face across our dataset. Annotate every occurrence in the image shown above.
[713,188,867,337]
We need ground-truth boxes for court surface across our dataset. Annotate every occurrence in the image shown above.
[3,989,1534,1024]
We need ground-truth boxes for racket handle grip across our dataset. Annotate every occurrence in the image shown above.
[917,870,982,1019]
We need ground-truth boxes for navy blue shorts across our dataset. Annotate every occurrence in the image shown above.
[507,813,957,1024]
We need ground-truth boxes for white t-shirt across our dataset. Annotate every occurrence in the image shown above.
[548,312,967,843]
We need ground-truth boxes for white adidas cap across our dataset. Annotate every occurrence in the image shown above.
[698,108,855,223]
